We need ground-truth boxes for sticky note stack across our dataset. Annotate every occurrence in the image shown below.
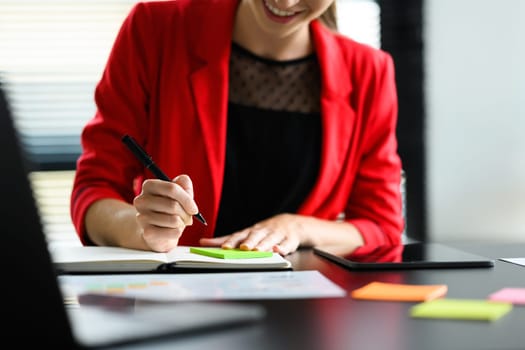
[189,247,273,259]
[410,299,513,322]
[351,281,448,302]
[488,287,525,305]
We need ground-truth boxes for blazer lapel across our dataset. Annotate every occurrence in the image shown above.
[186,0,238,228]
[300,21,356,214]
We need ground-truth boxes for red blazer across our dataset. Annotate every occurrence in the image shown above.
[71,0,404,255]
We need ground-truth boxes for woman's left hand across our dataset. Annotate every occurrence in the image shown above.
[199,213,306,255]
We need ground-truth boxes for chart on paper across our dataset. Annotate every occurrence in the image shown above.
[59,270,346,301]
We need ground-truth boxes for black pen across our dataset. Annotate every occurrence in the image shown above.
[121,134,207,226]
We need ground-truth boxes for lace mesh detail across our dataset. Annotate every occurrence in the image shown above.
[228,43,321,114]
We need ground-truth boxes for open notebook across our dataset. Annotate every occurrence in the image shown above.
[51,245,292,273]
[0,83,265,348]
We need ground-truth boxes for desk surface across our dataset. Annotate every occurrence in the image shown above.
[108,242,525,350]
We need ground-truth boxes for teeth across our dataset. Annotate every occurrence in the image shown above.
[264,0,296,17]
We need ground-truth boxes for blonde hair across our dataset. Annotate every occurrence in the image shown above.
[319,2,338,31]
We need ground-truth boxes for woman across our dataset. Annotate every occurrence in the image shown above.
[71,0,404,256]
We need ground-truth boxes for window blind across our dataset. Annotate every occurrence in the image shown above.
[0,0,379,171]
[0,0,137,170]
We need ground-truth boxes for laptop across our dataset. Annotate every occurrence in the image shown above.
[0,82,265,348]
[314,242,495,270]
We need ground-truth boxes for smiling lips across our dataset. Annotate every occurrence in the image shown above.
[263,0,300,23]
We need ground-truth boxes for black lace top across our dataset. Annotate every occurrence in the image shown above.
[214,43,322,236]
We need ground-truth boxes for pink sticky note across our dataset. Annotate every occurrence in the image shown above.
[488,288,525,305]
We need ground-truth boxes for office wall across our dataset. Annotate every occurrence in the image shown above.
[425,0,525,241]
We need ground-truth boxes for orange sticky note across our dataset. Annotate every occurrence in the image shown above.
[351,281,448,302]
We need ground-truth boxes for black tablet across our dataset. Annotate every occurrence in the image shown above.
[313,242,494,270]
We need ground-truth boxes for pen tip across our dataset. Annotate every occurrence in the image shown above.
[195,212,207,225]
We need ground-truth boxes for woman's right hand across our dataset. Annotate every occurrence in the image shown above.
[133,174,199,252]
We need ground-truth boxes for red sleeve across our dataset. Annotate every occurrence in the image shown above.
[70,3,154,245]
[346,52,405,255]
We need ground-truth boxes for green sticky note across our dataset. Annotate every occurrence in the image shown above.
[190,247,273,259]
[410,299,513,321]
